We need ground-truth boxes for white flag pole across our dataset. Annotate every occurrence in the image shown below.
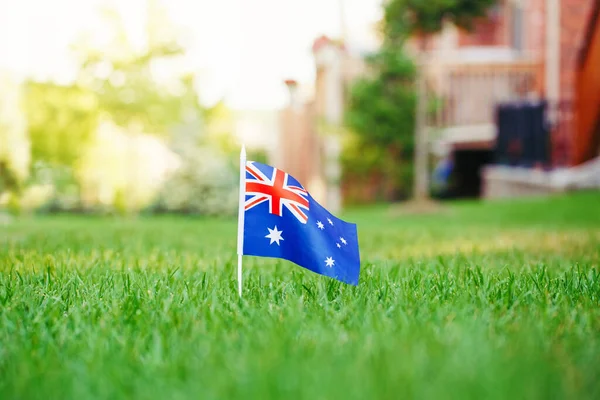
[236,145,247,297]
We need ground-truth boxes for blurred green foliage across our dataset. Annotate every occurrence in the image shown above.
[346,50,416,150]
[24,82,98,168]
[72,0,204,138]
[0,0,240,215]
[74,17,202,135]
[0,73,29,195]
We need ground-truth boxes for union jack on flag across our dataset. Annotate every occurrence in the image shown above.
[241,160,361,285]
[245,161,310,223]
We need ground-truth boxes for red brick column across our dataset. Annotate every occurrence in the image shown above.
[560,0,595,100]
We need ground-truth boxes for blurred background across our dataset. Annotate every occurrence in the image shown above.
[0,0,599,216]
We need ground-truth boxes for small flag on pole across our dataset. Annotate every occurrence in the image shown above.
[236,148,360,290]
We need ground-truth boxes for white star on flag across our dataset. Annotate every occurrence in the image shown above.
[316,221,324,230]
[336,243,341,248]
[265,226,284,245]
[340,237,347,245]
[327,218,333,226]
[325,257,335,267]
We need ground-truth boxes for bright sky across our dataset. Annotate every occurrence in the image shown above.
[0,0,381,110]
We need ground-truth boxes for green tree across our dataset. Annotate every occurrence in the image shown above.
[346,49,416,149]
[344,48,416,200]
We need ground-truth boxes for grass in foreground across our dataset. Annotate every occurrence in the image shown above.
[1,192,599,399]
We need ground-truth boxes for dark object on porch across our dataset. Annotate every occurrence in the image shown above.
[494,101,550,168]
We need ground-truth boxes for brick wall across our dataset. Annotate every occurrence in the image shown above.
[575,2,600,163]
[458,2,508,47]
[553,0,595,166]
[560,0,595,100]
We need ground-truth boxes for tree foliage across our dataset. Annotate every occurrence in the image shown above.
[22,0,203,172]
[346,49,416,149]
[384,0,498,40]
[13,0,227,214]
[23,82,98,168]
[344,45,417,201]
[0,72,29,194]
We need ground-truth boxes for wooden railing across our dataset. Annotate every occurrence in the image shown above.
[428,61,542,128]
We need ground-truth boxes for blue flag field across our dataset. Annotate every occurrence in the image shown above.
[239,159,360,285]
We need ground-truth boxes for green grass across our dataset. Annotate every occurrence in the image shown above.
[1,192,599,400]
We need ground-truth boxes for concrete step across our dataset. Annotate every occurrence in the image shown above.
[482,157,600,198]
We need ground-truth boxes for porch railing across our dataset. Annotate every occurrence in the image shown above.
[428,61,542,128]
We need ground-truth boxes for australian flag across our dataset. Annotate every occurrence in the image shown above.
[241,161,360,285]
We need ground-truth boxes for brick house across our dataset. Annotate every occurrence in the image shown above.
[420,0,600,197]
[277,0,600,203]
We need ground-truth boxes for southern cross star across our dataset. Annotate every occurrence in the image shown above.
[336,243,341,248]
[340,237,347,245]
[316,221,325,230]
[325,257,335,267]
[327,218,333,226]
[265,226,284,245]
